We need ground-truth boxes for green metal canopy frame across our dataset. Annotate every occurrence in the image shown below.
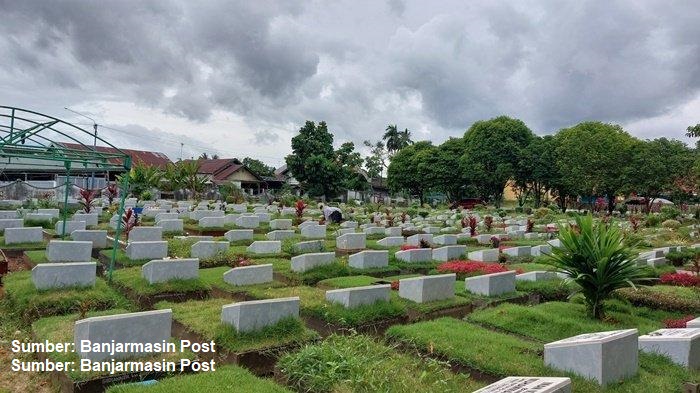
[0,106,131,282]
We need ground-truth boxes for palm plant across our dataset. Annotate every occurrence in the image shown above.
[383,124,401,153]
[543,215,651,319]
[118,163,162,197]
[398,128,413,149]
[177,160,207,198]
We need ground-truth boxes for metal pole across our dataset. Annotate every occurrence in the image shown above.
[61,161,71,239]
[109,157,131,282]
[91,123,97,189]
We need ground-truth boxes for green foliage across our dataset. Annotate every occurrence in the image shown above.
[278,334,478,393]
[554,122,636,212]
[661,219,681,229]
[108,365,290,393]
[615,286,700,313]
[120,163,162,197]
[242,157,275,177]
[387,141,435,203]
[543,215,652,319]
[659,205,681,221]
[219,182,246,204]
[383,124,413,153]
[645,214,661,227]
[460,116,534,206]
[286,121,345,198]
[666,249,698,267]
[626,138,695,202]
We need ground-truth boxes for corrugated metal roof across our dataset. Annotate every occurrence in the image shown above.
[57,142,171,168]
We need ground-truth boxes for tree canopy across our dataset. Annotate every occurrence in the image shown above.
[242,157,275,177]
[387,141,435,203]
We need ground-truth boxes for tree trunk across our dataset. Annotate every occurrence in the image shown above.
[607,192,616,214]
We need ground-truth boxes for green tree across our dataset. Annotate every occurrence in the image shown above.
[177,160,207,198]
[363,140,387,180]
[626,138,695,209]
[460,116,534,206]
[686,123,700,138]
[387,141,435,204]
[119,163,162,197]
[513,135,560,208]
[335,141,368,193]
[285,121,344,199]
[428,137,466,202]
[242,157,275,177]
[554,121,636,213]
[383,124,413,154]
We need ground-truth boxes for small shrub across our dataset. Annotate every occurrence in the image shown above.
[484,215,493,232]
[666,249,697,267]
[490,235,500,249]
[661,219,681,229]
[418,211,429,218]
[436,261,515,278]
[645,214,661,227]
[660,205,681,221]
[659,273,700,287]
[663,315,696,328]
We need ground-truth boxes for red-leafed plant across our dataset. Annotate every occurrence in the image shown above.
[400,211,407,223]
[436,260,520,277]
[660,273,700,287]
[79,189,97,213]
[400,244,419,251]
[484,215,493,232]
[121,208,139,240]
[628,215,641,233]
[295,200,307,218]
[526,219,534,233]
[105,183,118,205]
[490,235,500,249]
[663,315,696,328]
[390,280,400,290]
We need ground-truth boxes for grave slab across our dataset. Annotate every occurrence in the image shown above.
[377,236,405,247]
[74,309,172,361]
[269,219,293,230]
[266,230,295,241]
[235,215,260,229]
[503,246,531,257]
[348,250,389,269]
[73,213,99,227]
[433,234,458,245]
[467,248,499,262]
[46,240,92,262]
[142,258,199,284]
[432,245,466,261]
[336,233,366,250]
[224,229,254,242]
[221,297,300,333]
[326,285,391,308]
[406,233,433,246]
[293,240,325,254]
[71,230,108,248]
[246,241,281,254]
[465,271,516,296]
[223,264,273,286]
[473,376,571,393]
[129,226,163,242]
[126,241,168,260]
[531,244,552,257]
[638,328,699,369]
[291,252,336,272]
[544,329,638,385]
[54,220,86,236]
[516,271,558,282]
[399,274,455,303]
[5,227,43,244]
[159,219,184,232]
[395,248,433,263]
[301,224,326,239]
[191,241,229,259]
[32,262,96,290]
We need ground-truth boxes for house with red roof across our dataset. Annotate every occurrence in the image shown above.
[183,158,266,195]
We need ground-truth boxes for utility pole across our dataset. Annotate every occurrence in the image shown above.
[180,143,184,162]
[64,107,98,189]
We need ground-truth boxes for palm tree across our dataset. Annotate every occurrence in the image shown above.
[399,128,413,149]
[177,160,207,198]
[543,215,651,319]
[199,152,209,159]
[383,124,401,153]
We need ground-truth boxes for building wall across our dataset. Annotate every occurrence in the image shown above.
[226,168,259,182]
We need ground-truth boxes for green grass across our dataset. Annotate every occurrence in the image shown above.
[466,301,679,342]
[107,365,291,392]
[33,309,192,381]
[4,270,129,321]
[386,317,699,392]
[515,279,576,301]
[317,275,382,288]
[111,266,210,296]
[99,248,150,266]
[155,298,318,353]
[614,285,700,313]
[0,235,46,249]
[278,334,484,393]
[269,257,353,285]
[198,265,286,293]
[509,262,556,272]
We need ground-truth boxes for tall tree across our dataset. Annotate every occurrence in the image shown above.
[387,141,435,204]
[363,140,388,180]
[427,137,466,202]
[242,157,275,177]
[513,135,560,207]
[555,121,636,213]
[686,123,700,138]
[399,128,413,149]
[285,121,344,199]
[383,124,401,153]
[336,142,369,194]
[199,152,209,159]
[460,116,534,206]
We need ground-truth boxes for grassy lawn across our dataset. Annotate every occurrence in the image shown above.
[515,279,576,301]
[198,265,287,293]
[509,262,556,272]
[111,266,211,296]
[0,235,46,250]
[32,309,192,382]
[465,301,681,342]
[268,257,353,285]
[614,285,700,313]
[107,365,291,393]
[4,270,129,320]
[386,317,698,392]
[99,248,150,267]
[155,298,318,353]
[278,334,484,392]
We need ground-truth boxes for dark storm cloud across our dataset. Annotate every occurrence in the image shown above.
[1,0,698,150]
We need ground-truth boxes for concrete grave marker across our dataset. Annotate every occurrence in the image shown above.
[291,252,335,272]
[126,241,168,260]
[473,377,571,393]
[129,226,163,242]
[326,285,391,308]
[46,240,92,262]
[269,219,293,230]
[191,241,229,259]
[544,329,638,385]
[395,248,433,263]
[32,262,96,290]
[377,236,405,247]
[54,220,86,236]
[71,230,107,248]
[142,258,199,284]
[301,224,326,239]
[223,264,273,286]
[221,297,299,333]
[266,230,295,241]
[432,245,466,261]
[465,271,516,296]
[348,250,389,269]
[336,233,366,250]
[246,241,281,254]
[468,249,499,262]
[5,227,43,244]
[638,328,699,369]
[224,229,254,242]
[399,274,455,303]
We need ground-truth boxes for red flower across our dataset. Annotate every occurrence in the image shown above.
[400,245,420,251]
[436,260,512,276]
[663,315,696,328]
[390,280,400,290]
[660,273,700,287]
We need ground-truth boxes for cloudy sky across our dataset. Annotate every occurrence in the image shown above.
[1,0,699,167]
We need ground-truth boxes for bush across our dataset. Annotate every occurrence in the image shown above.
[659,273,700,287]
[666,249,697,267]
[436,261,514,278]
[543,215,652,319]
[661,219,681,229]
[140,190,153,201]
[660,205,681,221]
[644,214,661,227]
[514,206,523,213]
[418,211,429,218]
[615,286,700,313]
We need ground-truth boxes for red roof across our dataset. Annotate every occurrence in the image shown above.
[183,158,262,184]
[56,142,171,168]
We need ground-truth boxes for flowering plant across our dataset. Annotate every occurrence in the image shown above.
[436,260,521,277]
[660,273,700,287]
[663,315,696,328]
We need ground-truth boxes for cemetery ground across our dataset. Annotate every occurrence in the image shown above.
[0,200,698,392]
